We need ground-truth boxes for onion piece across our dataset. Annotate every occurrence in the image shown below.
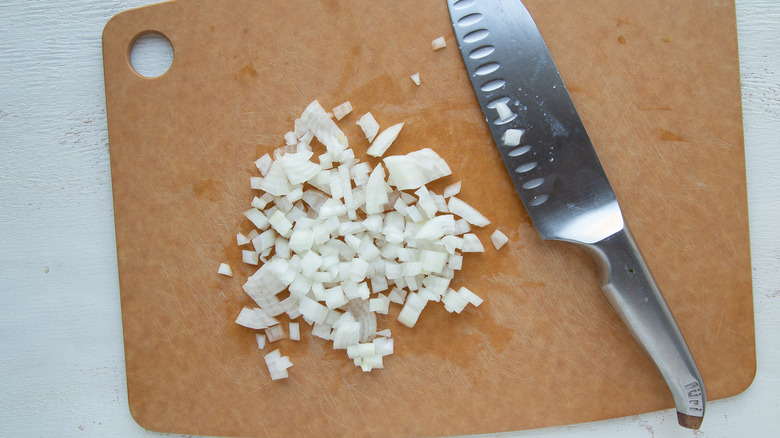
[495,101,514,122]
[442,288,469,314]
[384,148,452,190]
[458,286,483,307]
[255,333,266,349]
[242,250,259,265]
[491,229,509,250]
[250,177,264,190]
[268,210,293,237]
[443,181,461,198]
[252,229,277,253]
[431,36,447,50]
[298,100,348,156]
[265,324,287,343]
[461,233,485,253]
[356,112,380,143]
[264,349,292,380]
[367,122,405,158]
[236,232,251,246]
[415,214,456,241]
[289,322,301,341]
[235,307,279,330]
[218,263,233,277]
[369,294,390,314]
[254,154,273,176]
[365,164,390,214]
[502,128,524,147]
[311,322,332,340]
[250,196,269,210]
[448,253,464,270]
[388,287,407,305]
[258,160,291,196]
[376,329,392,338]
[243,208,269,230]
[410,72,421,86]
[284,131,297,146]
[397,292,427,328]
[233,98,503,378]
[414,186,438,219]
[332,101,353,120]
[299,297,329,324]
[447,196,491,227]
[280,150,322,185]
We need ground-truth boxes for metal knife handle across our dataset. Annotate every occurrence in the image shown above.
[579,226,706,429]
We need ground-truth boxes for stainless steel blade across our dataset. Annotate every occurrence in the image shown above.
[448,0,705,428]
[448,0,621,245]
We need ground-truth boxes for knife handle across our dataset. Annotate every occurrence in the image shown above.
[580,226,705,429]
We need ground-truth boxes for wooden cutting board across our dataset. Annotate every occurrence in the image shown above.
[102,0,754,436]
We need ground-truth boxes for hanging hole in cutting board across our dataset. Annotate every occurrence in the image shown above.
[129,31,174,78]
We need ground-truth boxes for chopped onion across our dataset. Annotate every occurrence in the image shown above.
[367,122,405,158]
[461,233,485,253]
[254,154,273,176]
[265,324,287,343]
[228,99,505,379]
[491,229,509,250]
[235,307,278,330]
[443,181,461,198]
[280,150,321,185]
[495,101,514,122]
[369,294,390,314]
[458,286,483,307]
[431,36,447,51]
[250,177,264,190]
[258,160,291,196]
[242,250,259,265]
[243,208,269,230]
[397,292,427,328]
[384,148,452,190]
[268,210,293,237]
[357,112,380,143]
[236,232,251,246]
[332,101,353,120]
[410,72,421,86]
[298,100,348,156]
[365,164,390,214]
[255,333,266,349]
[218,263,233,277]
[289,322,300,341]
[284,131,297,146]
[442,288,469,313]
[252,229,277,253]
[502,128,524,147]
[264,349,292,380]
[447,196,491,227]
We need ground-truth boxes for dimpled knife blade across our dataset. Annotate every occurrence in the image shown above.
[447,0,705,428]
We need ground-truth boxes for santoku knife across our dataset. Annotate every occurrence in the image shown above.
[447,0,705,428]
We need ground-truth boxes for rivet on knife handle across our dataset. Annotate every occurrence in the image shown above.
[447,0,705,428]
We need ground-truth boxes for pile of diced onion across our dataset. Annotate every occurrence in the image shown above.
[220,99,509,380]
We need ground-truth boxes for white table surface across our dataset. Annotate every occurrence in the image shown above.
[1,1,778,437]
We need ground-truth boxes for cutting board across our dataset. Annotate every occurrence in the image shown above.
[102,0,754,436]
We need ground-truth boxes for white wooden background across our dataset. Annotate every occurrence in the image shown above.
[1,0,778,437]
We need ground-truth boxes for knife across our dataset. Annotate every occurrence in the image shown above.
[447,0,705,429]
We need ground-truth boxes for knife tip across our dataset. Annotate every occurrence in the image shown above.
[676,412,703,429]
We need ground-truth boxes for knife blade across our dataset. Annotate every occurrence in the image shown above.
[447,0,705,428]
